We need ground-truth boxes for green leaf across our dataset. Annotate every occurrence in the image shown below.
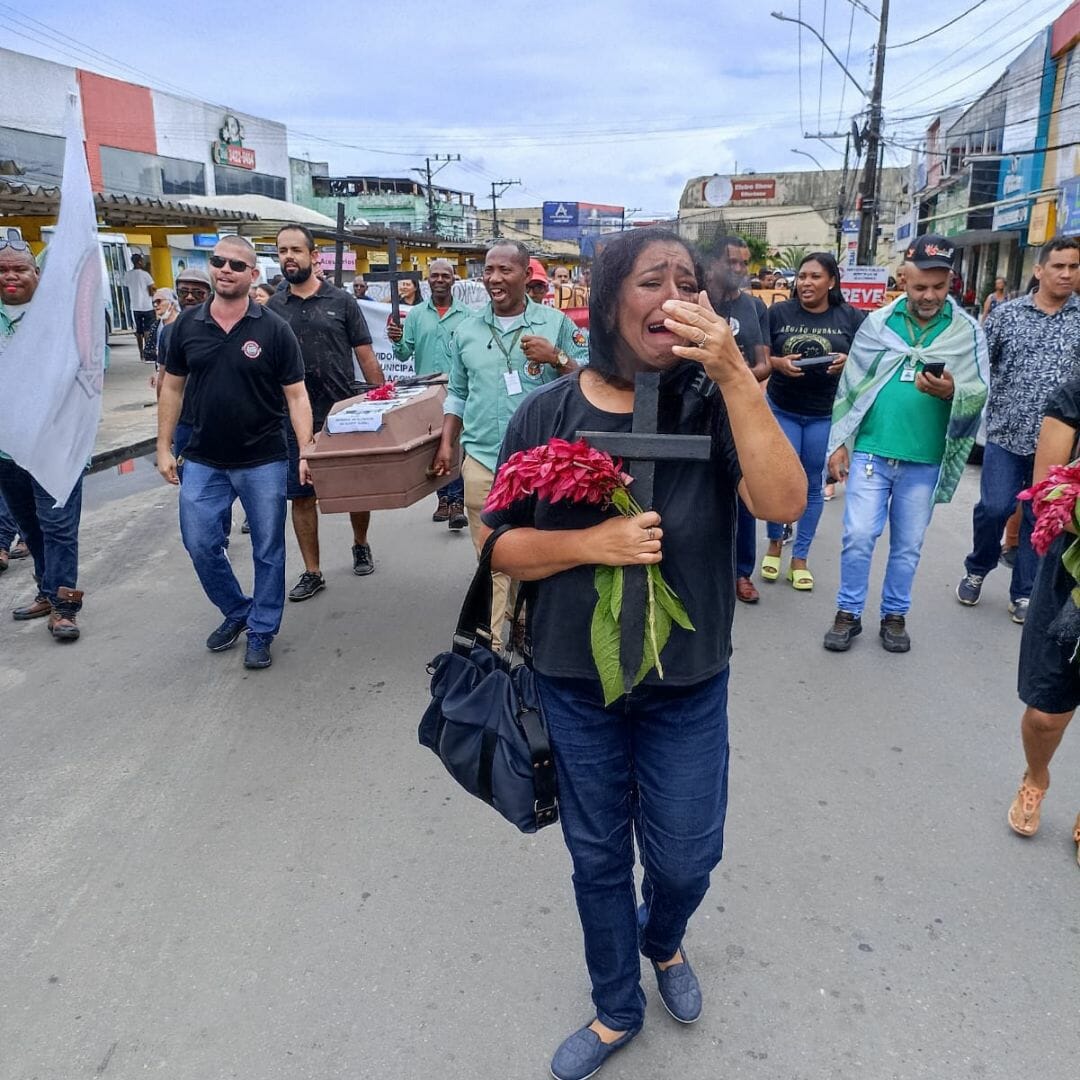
[1064,538,1080,583]
[611,487,632,515]
[648,565,695,631]
[610,566,623,622]
[591,568,624,706]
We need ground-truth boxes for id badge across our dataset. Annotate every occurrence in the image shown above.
[900,367,917,383]
[503,370,523,395]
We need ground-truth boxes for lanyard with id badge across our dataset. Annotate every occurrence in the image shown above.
[490,323,526,396]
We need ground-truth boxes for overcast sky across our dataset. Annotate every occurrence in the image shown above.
[2,0,1072,215]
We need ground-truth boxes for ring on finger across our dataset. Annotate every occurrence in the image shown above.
[646,527,655,541]
[696,331,709,347]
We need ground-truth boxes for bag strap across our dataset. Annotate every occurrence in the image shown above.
[519,701,558,827]
[453,524,516,656]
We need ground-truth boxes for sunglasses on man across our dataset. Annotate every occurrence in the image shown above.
[208,254,254,272]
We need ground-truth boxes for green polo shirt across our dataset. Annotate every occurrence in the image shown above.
[391,295,470,376]
[854,298,953,465]
[443,299,590,471]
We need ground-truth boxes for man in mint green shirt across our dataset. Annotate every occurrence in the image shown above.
[432,239,588,647]
[387,259,471,527]
[824,235,986,655]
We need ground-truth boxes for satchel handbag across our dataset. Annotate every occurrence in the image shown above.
[419,525,559,833]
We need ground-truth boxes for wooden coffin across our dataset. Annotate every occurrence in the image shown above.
[304,382,461,513]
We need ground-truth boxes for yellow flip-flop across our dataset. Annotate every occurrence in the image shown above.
[787,565,814,591]
[761,555,781,582]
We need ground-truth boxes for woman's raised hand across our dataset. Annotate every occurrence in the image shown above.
[663,291,748,386]
[588,511,664,567]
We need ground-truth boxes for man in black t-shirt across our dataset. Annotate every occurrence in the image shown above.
[158,235,311,671]
[267,225,386,601]
[704,236,771,603]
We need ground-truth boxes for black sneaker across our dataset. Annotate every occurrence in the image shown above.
[352,543,374,576]
[956,573,984,606]
[447,501,468,531]
[288,570,325,602]
[879,614,911,653]
[243,631,272,669]
[206,617,246,652]
[824,610,862,652]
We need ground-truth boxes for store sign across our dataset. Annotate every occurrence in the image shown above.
[211,113,256,171]
[840,266,889,310]
[1059,176,1080,236]
[192,233,219,248]
[992,156,1037,231]
[1027,200,1056,246]
[702,176,776,206]
[542,201,624,243]
[317,249,357,272]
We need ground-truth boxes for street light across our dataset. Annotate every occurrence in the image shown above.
[771,11,867,97]
[791,148,827,172]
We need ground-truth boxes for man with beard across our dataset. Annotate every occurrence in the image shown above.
[158,236,311,670]
[267,225,385,599]
[387,258,470,528]
[432,239,589,648]
[823,235,989,654]
[704,236,771,604]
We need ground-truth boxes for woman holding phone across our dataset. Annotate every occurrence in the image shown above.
[760,252,865,590]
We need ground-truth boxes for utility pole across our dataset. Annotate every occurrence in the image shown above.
[489,179,521,239]
[837,133,851,260]
[857,0,889,266]
[412,153,461,236]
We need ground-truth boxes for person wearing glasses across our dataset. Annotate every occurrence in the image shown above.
[146,288,179,382]
[157,237,312,671]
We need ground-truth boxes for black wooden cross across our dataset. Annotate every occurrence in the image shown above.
[578,371,712,693]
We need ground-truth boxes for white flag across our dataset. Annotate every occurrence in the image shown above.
[0,94,105,506]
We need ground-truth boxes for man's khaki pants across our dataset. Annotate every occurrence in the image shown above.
[462,454,515,649]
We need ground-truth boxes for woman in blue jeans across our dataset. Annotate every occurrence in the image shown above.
[481,229,805,1080]
[761,252,865,590]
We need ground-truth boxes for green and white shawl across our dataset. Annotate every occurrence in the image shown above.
[828,296,989,503]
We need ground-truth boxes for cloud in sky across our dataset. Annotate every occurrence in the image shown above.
[1,0,1069,213]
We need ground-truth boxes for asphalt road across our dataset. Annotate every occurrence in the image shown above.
[1,465,1078,1080]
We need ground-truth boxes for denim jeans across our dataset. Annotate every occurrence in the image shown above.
[178,459,287,637]
[535,669,730,1031]
[437,475,464,503]
[765,401,830,561]
[836,451,940,617]
[0,487,17,550]
[736,497,756,578]
[0,457,82,602]
[964,441,1036,602]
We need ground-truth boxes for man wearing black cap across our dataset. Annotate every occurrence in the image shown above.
[956,237,1080,623]
[823,235,989,653]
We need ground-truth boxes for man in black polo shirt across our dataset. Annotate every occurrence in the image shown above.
[267,225,385,601]
[157,235,311,671]
[704,235,771,604]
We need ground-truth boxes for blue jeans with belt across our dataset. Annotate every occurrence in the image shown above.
[178,459,287,637]
[0,457,82,602]
[535,669,730,1031]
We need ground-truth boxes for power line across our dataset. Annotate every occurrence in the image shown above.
[836,1,857,128]
[888,0,993,49]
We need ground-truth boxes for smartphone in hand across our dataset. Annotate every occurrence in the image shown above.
[922,362,946,378]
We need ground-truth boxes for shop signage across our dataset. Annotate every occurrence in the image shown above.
[542,201,624,243]
[702,176,776,206]
[992,156,1037,231]
[840,266,889,310]
[1027,200,1056,246]
[212,113,256,171]
[318,249,357,272]
[1060,176,1080,236]
[193,233,219,248]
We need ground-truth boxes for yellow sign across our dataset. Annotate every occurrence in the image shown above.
[1028,199,1056,246]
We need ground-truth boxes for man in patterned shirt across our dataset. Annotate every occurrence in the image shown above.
[956,238,1080,623]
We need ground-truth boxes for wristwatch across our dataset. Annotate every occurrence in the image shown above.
[555,350,570,369]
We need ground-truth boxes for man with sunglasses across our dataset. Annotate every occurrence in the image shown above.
[0,239,87,639]
[158,236,312,671]
[267,224,384,599]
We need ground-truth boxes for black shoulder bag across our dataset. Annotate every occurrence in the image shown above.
[418,525,559,833]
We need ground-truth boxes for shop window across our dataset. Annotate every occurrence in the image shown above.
[213,165,286,201]
[0,126,65,185]
[100,146,206,197]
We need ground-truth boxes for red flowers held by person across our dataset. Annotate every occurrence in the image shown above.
[1018,461,1080,557]
[484,437,628,511]
[365,381,397,401]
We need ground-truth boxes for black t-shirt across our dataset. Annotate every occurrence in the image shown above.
[481,371,743,686]
[266,282,373,426]
[165,300,304,468]
[708,290,766,368]
[767,299,866,416]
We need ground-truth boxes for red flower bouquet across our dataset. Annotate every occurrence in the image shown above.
[365,381,397,401]
[484,438,694,704]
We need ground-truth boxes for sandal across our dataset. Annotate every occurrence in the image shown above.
[1007,774,1047,837]
[787,565,814,591]
[761,554,781,582]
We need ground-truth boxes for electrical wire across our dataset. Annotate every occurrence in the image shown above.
[837,0,856,129]
[817,0,829,133]
[888,0,993,50]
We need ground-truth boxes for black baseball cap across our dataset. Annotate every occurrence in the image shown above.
[905,234,956,270]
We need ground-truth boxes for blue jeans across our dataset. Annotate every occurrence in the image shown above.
[535,669,730,1031]
[836,451,940,617]
[178,459,287,637]
[765,401,830,561]
[0,487,18,550]
[0,457,82,602]
[437,476,464,503]
[736,497,756,578]
[964,441,1036,602]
